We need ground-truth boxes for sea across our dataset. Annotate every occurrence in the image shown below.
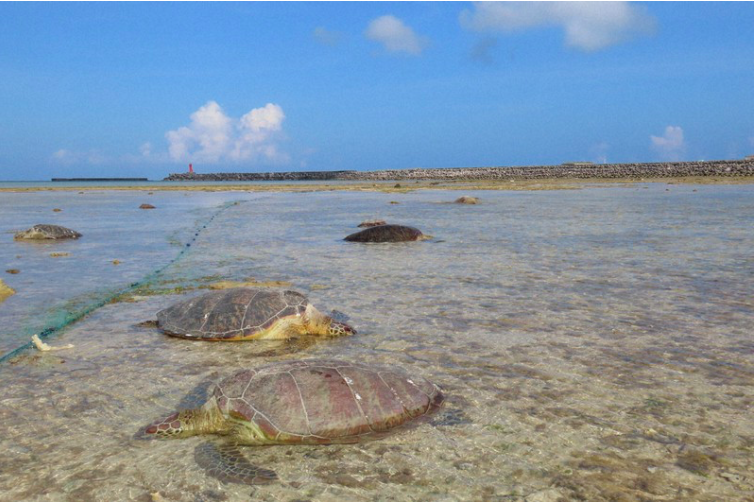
[0,181,752,501]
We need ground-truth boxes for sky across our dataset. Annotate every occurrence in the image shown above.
[0,2,752,180]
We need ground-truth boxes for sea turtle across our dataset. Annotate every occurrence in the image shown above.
[156,288,355,340]
[344,224,428,243]
[143,359,445,484]
[454,196,479,204]
[14,224,82,240]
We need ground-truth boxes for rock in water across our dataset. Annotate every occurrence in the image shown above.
[0,279,15,304]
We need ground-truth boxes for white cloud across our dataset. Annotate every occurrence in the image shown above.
[165,101,288,164]
[651,126,686,161]
[231,103,288,163]
[365,15,426,55]
[460,2,656,52]
[166,101,232,163]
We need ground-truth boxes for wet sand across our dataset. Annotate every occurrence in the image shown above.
[0,176,752,194]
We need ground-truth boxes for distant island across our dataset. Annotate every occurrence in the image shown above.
[164,159,752,182]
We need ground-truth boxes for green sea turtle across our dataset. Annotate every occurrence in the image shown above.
[454,196,479,204]
[14,224,82,240]
[143,359,445,484]
[156,288,355,341]
[344,224,428,243]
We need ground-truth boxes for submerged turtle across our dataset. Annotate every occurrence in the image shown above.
[156,288,355,341]
[344,224,428,243]
[144,359,444,484]
[14,224,81,240]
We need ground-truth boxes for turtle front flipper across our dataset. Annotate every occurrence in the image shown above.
[195,442,277,485]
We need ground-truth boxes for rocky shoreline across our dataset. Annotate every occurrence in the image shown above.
[164,159,753,182]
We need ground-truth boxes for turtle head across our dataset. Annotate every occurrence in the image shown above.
[327,320,356,337]
[303,304,356,336]
[144,409,213,439]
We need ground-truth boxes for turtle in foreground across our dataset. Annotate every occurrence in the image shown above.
[14,224,82,240]
[156,288,355,341]
[344,224,429,243]
[143,359,445,484]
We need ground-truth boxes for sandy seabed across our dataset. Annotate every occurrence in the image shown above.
[0,182,752,501]
[0,175,752,194]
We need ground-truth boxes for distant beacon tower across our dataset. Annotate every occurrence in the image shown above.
[188,163,194,173]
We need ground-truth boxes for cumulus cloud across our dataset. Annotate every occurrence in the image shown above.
[460,2,656,52]
[651,126,686,161]
[165,101,288,164]
[313,26,342,46]
[365,15,426,55]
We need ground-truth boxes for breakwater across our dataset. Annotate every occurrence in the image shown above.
[164,160,752,182]
[53,177,149,182]
[164,170,357,182]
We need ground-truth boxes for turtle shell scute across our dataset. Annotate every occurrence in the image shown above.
[211,359,444,443]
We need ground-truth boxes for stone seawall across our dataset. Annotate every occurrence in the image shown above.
[164,170,357,182]
[164,160,753,182]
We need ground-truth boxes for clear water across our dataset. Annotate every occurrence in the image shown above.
[0,183,752,501]
[0,180,375,189]
[0,190,251,356]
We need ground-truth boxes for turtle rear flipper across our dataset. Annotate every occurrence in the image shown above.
[195,442,277,485]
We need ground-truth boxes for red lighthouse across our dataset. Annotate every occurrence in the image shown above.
[188,163,194,173]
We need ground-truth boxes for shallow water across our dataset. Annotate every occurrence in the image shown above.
[0,183,752,501]
[0,190,249,356]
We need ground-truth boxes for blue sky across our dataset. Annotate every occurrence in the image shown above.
[0,2,752,180]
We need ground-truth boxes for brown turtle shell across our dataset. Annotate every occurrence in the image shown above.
[156,288,308,340]
[213,359,444,443]
[454,196,478,204]
[14,224,82,240]
[344,224,424,243]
